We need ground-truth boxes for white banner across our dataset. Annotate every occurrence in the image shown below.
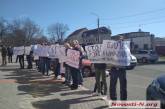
[24,46,31,55]
[85,44,104,63]
[66,49,80,69]
[13,46,24,55]
[101,40,131,66]
[58,45,67,63]
[33,44,42,57]
[48,44,59,58]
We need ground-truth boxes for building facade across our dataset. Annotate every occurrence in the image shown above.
[155,37,165,55]
[82,27,111,45]
[111,29,155,53]
[65,27,111,46]
[65,28,88,44]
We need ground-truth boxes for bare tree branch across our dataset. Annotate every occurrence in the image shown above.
[47,23,69,43]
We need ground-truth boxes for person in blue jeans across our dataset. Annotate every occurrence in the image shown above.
[70,40,84,90]
[26,50,33,69]
[110,35,127,100]
[54,58,60,78]
[110,67,127,100]
[40,43,49,76]
[63,42,72,85]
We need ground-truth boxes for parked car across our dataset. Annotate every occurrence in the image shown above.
[146,75,165,108]
[82,54,137,77]
[134,50,159,63]
[125,54,137,70]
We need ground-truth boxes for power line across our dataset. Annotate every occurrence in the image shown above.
[102,7,165,21]
[108,19,165,29]
[103,15,165,25]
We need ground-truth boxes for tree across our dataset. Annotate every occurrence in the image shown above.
[0,17,8,42]
[7,17,42,46]
[22,18,41,44]
[47,23,69,43]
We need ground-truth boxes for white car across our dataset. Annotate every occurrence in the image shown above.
[134,50,159,63]
[126,54,137,70]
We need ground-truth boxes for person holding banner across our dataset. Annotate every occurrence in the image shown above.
[63,42,72,86]
[40,43,49,76]
[94,63,107,96]
[17,46,25,69]
[26,50,33,69]
[1,45,7,66]
[7,46,13,63]
[70,40,84,90]
[110,35,127,100]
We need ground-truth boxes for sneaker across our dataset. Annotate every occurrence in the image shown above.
[57,75,62,80]
[101,95,108,100]
[92,92,101,96]
[70,85,78,90]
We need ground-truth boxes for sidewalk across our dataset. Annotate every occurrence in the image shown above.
[0,63,109,109]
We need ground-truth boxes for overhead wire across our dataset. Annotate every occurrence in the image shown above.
[101,7,165,21]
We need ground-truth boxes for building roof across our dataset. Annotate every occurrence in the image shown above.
[112,31,153,40]
[82,27,111,37]
[67,28,88,38]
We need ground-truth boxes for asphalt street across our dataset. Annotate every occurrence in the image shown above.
[83,59,165,100]
[0,58,165,109]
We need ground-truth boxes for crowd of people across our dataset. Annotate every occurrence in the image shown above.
[1,36,128,101]
[1,45,14,65]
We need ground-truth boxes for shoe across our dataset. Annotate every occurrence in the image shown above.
[62,81,66,84]
[92,92,101,96]
[101,95,108,100]
[57,75,62,80]
[70,85,78,90]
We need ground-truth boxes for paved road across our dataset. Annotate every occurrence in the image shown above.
[0,63,108,109]
[0,57,165,109]
[83,60,165,100]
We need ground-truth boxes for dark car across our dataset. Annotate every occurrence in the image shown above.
[146,75,165,108]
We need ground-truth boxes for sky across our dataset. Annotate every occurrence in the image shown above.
[0,0,165,38]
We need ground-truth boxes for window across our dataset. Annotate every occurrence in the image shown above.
[144,44,148,50]
[134,45,138,49]
[138,50,148,54]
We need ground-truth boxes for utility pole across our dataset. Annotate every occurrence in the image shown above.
[97,18,100,44]
[91,12,100,44]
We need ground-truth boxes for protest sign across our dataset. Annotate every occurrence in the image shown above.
[85,44,104,63]
[33,44,41,56]
[24,46,31,55]
[66,49,80,69]
[48,44,59,58]
[101,40,131,66]
[58,45,67,63]
[13,46,24,55]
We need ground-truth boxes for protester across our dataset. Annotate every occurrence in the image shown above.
[69,40,84,90]
[54,58,61,79]
[26,50,33,69]
[1,45,7,66]
[37,44,42,72]
[63,42,72,86]
[15,55,19,63]
[7,46,13,63]
[109,35,127,100]
[40,43,49,76]
[93,63,107,96]
[53,42,61,79]
[18,54,24,69]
